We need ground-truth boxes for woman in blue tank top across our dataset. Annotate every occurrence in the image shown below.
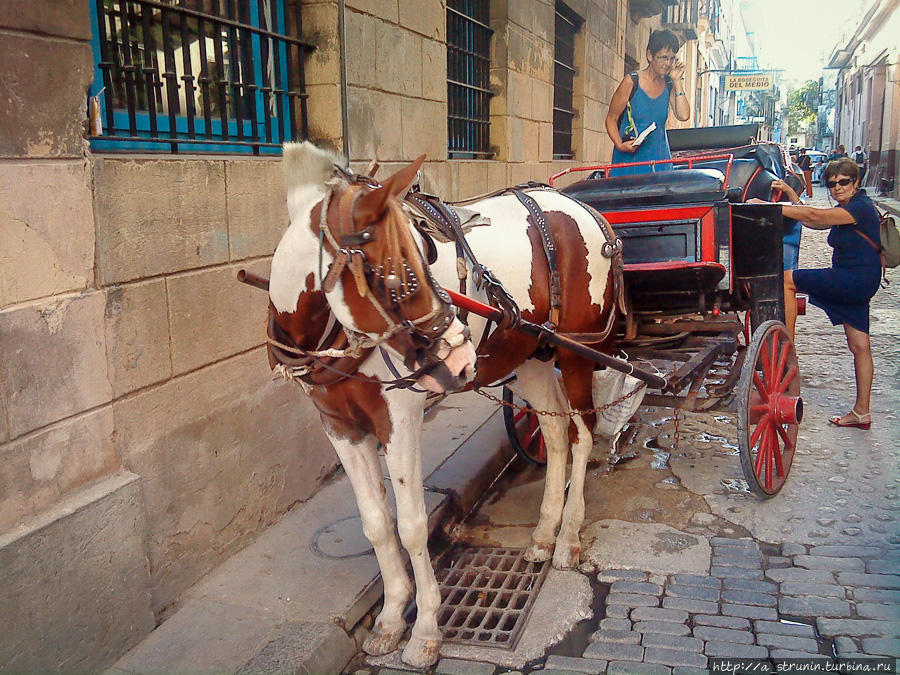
[605,30,691,176]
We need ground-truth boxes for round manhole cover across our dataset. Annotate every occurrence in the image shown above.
[311,515,374,559]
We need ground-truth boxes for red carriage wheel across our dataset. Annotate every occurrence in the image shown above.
[502,386,547,466]
[736,320,803,497]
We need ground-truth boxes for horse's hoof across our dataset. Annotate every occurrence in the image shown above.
[401,636,441,669]
[525,541,554,563]
[552,544,581,569]
[362,627,405,656]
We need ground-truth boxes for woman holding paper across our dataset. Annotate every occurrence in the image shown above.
[605,30,691,176]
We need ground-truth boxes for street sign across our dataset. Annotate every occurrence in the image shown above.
[725,73,774,91]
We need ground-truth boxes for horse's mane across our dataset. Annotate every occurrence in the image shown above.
[283,142,345,223]
[283,141,343,187]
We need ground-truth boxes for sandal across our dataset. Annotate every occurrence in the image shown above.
[828,409,872,430]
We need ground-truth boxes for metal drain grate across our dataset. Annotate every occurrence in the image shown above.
[435,547,549,649]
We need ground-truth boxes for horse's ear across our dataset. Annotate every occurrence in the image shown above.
[383,154,426,198]
[355,154,426,223]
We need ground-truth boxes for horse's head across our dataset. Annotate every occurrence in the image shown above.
[285,143,475,393]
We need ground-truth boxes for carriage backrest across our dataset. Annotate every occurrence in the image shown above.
[561,168,726,208]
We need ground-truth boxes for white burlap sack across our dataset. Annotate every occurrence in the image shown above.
[592,369,646,437]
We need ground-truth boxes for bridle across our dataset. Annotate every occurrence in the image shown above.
[310,166,467,388]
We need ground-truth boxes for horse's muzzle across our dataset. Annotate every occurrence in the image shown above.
[419,360,474,393]
[416,334,477,394]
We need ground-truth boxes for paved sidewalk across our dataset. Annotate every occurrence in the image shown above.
[108,392,513,675]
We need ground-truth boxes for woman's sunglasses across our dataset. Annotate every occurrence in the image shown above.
[825,178,854,188]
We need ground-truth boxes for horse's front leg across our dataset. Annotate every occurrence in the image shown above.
[554,355,602,569]
[514,358,571,563]
[381,396,442,669]
[328,434,412,656]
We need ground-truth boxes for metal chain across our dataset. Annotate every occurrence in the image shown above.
[672,406,681,454]
[474,381,645,417]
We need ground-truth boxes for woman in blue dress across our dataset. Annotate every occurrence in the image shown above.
[753,158,882,429]
[605,30,691,176]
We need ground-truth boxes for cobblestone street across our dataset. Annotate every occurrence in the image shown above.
[349,193,900,674]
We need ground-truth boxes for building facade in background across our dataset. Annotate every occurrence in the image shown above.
[828,0,899,194]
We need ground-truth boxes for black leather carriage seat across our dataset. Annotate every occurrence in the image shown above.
[681,158,775,202]
[562,168,726,209]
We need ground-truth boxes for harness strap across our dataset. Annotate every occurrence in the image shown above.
[576,200,629,321]
[852,227,889,286]
[511,189,561,328]
[405,192,471,320]
[405,191,520,327]
[380,347,427,393]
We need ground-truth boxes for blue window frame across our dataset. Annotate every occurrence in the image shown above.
[447,0,493,158]
[88,0,314,155]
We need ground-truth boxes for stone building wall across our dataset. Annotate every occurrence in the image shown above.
[304,0,643,193]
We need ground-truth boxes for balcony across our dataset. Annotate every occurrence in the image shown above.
[662,0,699,40]
[629,0,677,22]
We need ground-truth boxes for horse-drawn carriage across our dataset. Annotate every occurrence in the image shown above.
[502,124,806,499]
[240,124,806,668]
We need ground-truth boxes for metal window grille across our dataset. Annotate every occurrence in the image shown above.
[553,2,581,159]
[447,0,493,158]
[89,0,314,154]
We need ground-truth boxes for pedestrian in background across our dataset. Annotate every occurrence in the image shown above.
[854,145,868,184]
[751,158,881,429]
[605,29,690,176]
[796,148,813,197]
[813,155,826,185]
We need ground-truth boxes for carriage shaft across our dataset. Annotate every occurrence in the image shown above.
[445,289,668,390]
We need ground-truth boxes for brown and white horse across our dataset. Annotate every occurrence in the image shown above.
[267,142,619,668]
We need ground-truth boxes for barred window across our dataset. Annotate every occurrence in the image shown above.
[88,0,314,154]
[553,2,582,159]
[447,0,493,158]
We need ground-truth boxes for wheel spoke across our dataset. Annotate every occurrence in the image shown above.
[774,337,790,384]
[777,365,799,394]
[514,409,528,423]
[753,371,770,401]
[765,332,778,389]
[538,435,547,462]
[772,427,786,477]
[753,424,768,477]
[763,424,775,489]
[760,339,772,391]
[749,413,770,448]
[775,423,794,453]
